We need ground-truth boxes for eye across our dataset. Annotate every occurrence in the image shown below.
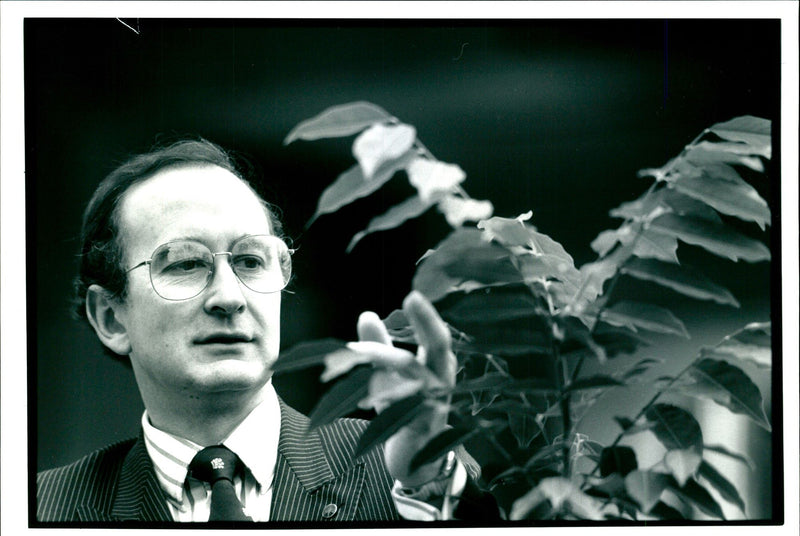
[233,255,266,271]
[164,258,211,273]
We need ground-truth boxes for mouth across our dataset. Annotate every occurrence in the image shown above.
[195,333,254,345]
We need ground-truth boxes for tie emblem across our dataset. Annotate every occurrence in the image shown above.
[210,457,225,470]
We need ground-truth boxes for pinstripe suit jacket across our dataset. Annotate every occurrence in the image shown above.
[36,399,400,523]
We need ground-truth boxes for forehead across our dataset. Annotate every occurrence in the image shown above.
[117,164,271,255]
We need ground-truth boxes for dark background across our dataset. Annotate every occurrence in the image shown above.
[27,18,779,516]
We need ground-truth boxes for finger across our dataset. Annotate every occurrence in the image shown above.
[356,311,394,345]
[402,291,456,386]
[345,341,416,367]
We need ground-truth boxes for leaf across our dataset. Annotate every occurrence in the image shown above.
[649,501,686,520]
[698,460,746,513]
[621,258,739,307]
[575,244,633,305]
[624,470,670,513]
[409,426,481,473]
[440,286,543,325]
[309,150,414,225]
[437,195,494,227]
[649,213,770,262]
[680,358,771,431]
[644,403,703,451]
[599,446,638,477]
[601,301,689,338]
[671,163,770,230]
[309,367,373,428]
[591,223,679,263]
[703,322,771,368]
[354,394,428,457]
[708,115,771,158]
[703,444,755,470]
[450,372,513,394]
[412,228,524,302]
[359,367,431,412]
[347,194,432,252]
[407,158,466,203]
[271,338,348,373]
[685,141,764,172]
[284,101,393,144]
[508,412,543,449]
[353,123,416,178]
[564,375,624,392]
[477,211,535,247]
[664,448,702,486]
[668,478,726,519]
[610,187,722,224]
[510,477,605,520]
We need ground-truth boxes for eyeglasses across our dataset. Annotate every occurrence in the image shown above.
[126,234,294,301]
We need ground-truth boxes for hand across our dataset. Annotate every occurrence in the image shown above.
[355,290,457,487]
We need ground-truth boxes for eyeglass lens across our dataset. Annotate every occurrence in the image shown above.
[149,235,291,300]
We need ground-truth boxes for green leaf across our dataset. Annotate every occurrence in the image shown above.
[698,460,746,513]
[409,426,481,473]
[708,116,771,158]
[685,141,764,172]
[309,366,373,428]
[624,470,670,513]
[703,444,755,470]
[601,301,689,338]
[672,163,770,230]
[680,358,771,431]
[284,101,393,144]
[271,338,348,373]
[650,213,770,262]
[644,404,703,451]
[703,322,771,368]
[412,228,525,302]
[610,186,722,223]
[353,123,416,178]
[664,448,702,486]
[669,477,726,519]
[621,258,740,307]
[347,194,432,252]
[309,150,414,226]
[565,375,624,392]
[354,394,428,458]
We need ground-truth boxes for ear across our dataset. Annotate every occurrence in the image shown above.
[86,284,132,356]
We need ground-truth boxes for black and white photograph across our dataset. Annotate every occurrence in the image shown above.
[1,1,797,532]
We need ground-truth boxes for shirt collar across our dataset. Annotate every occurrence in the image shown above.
[141,381,281,506]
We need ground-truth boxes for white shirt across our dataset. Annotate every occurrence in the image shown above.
[141,383,281,521]
[142,381,463,522]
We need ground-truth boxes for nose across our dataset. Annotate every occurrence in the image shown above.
[203,254,246,316]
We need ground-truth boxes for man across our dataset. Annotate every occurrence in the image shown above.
[36,139,494,523]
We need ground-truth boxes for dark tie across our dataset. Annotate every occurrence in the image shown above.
[189,445,253,521]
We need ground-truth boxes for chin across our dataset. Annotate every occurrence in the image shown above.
[194,361,272,393]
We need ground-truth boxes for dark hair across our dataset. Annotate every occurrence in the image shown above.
[74,138,284,363]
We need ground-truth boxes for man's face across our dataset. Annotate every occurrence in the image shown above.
[113,165,281,401]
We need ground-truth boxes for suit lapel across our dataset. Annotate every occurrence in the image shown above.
[270,399,366,521]
[106,434,172,522]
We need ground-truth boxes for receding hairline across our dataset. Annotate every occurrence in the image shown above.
[111,161,277,265]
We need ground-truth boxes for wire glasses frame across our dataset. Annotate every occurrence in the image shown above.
[126,234,294,301]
